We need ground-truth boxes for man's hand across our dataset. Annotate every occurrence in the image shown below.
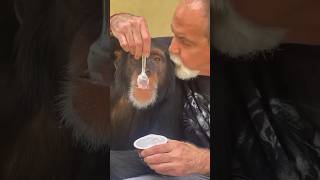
[140,140,210,176]
[110,13,151,60]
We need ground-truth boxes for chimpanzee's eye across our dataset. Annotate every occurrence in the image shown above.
[153,56,161,62]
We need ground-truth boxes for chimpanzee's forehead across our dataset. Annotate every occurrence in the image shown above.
[151,38,171,50]
[150,48,166,57]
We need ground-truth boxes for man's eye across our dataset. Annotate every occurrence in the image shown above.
[178,38,192,47]
[182,40,192,46]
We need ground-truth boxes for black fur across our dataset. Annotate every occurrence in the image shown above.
[0,0,108,179]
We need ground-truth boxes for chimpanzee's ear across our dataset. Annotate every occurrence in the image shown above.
[111,36,126,69]
[110,36,123,52]
[114,50,123,61]
[113,50,125,70]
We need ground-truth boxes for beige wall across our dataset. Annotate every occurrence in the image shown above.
[110,0,179,37]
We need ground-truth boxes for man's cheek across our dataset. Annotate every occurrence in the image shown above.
[180,56,194,69]
[178,54,188,66]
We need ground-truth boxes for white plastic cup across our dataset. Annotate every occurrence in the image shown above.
[134,134,168,150]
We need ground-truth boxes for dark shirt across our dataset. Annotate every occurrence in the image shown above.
[181,76,211,148]
[215,44,320,180]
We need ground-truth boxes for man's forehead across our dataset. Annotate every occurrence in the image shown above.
[172,9,207,37]
[174,1,208,27]
[175,1,205,16]
[177,0,209,17]
[182,0,204,10]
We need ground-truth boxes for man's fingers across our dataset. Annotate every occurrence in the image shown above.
[143,153,172,165]
[140,20,151,57]
[132,28,143,60]
[110,14,150,58]
[167,139,181,144]
[124,30,135,55]
[141,143,173,158]
[117,34,129,52]
[148,163,175,175]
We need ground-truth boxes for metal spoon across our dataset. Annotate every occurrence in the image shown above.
[137,55,149,89]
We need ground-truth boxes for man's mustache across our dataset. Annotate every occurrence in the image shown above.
[169,53,199,80]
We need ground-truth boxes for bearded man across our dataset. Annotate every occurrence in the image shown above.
[213,0,320,180]
[109,0,211,179]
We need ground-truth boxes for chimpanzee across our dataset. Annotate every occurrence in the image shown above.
[59,17,185,150]
[64,37,184,150]
[110,37,184,150]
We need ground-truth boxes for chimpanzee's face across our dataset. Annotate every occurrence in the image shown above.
[126,47,171,109]
[113,38,175,109]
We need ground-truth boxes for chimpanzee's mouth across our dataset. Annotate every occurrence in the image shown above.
[129,80,158,109]
[134,84,151,90]
[132,74,157,91]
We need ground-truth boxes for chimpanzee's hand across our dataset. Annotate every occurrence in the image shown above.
[110,13,151,60]
[140,140,210,176]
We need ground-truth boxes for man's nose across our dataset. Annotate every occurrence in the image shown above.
[169,38,180,55]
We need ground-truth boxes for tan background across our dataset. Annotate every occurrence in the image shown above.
[110,0,180,37]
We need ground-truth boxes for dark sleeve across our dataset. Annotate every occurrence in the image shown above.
[212,55,233,180]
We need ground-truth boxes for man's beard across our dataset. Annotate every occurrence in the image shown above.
[212,0,286,58]
[169,53,199,80]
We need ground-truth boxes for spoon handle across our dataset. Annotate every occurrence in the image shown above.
[142,55,146,74]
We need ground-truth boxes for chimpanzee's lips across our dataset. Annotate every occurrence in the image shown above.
[133,84,152,91]
[133,80,156,91]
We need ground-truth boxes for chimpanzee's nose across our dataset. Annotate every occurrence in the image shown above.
[145,68,151,76]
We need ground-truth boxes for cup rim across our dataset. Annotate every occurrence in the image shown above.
[133,134,168,149]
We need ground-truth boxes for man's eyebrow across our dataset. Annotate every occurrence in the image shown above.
[171,24,184,36]
[177,35,194,45]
